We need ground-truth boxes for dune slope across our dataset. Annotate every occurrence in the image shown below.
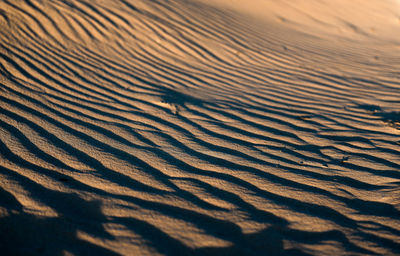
[0,0,400,255]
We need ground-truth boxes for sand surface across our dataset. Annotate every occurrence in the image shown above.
[0,0,400,255]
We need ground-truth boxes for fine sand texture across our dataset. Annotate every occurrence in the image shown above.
[1,0,400,255]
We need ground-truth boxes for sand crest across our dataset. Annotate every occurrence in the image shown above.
[0,0,399,255]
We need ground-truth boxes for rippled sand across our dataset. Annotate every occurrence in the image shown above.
[0,0,399,255]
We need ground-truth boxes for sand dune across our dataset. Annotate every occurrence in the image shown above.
[0,0,400,255]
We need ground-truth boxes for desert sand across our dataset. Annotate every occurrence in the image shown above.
[0,0,399,255]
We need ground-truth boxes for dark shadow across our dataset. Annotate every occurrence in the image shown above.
[115,214,381,256]
[0,188,118,256]
[116,216,295,256]
[357,104,400,130]
[358,104,381,113]
[377,111,400,129]
[158,87,207,107]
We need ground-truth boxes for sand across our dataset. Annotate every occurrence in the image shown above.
[0,0,399,255]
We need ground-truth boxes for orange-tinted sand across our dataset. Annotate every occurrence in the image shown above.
[0,0,399,255]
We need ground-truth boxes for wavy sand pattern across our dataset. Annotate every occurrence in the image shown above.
[0,0,400,255]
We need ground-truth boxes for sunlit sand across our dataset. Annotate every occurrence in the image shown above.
[0,0,399,255]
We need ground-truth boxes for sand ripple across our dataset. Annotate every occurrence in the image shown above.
[0,0,399,255]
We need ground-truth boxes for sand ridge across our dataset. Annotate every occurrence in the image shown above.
[0,0,399,255]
